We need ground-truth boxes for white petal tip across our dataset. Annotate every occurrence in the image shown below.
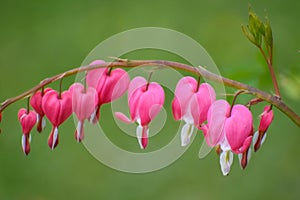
[180,123,194,147]
[220,151,233,176]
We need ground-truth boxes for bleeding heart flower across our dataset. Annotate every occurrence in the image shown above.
[30,88,52,132]
[224,105,253,154]
[201,100,253,175]
[70,83,98,142]
[42,89,72,150]
[221,104,253,175]
[86,60,130,123]
[115,76,165,149]
[253,105,274,152]
[172,77,215,146]
[201,100,230,147]
[18,108,37,155]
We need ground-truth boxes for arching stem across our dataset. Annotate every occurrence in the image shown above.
[0,60,299,127]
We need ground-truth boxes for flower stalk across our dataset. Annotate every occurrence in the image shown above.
[0,59,299,127]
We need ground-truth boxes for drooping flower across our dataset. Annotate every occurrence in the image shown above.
[42,89,72,150]
[201,100,253,175]
[30,88,51,132]
[18,108,37,155]
[70,83,98,142]
[86,60,130,123]
[200,100,230,147]
[224,105,253,154]
[253,105,274,152]
[115,76,165,149]
[172,77,216,146]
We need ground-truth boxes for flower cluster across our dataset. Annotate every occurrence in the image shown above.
[17,60,130,154]
[171,77,273,175]
[14,60,274,176]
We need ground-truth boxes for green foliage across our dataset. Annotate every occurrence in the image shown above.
[242,6,273,55]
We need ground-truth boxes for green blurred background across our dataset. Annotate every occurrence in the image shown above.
[0,0,300,199]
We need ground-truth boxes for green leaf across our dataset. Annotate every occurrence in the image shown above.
[246,8,264,47]
[241,24,259,47]
[264,15,273,53]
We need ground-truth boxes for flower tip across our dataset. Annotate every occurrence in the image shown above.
[115,112,132,124]
[75,121,84,143]
[254,141,260,152]
[141,137,148,149]
[238,147,252,169]
[136,125,149,149]
[36,116,46,133]
[220,151,233,176]
[180,123,194,147]
[253,131,267,152]
[181,139,189,147]
[89,109,100,124]
[21,134,31,155]
[48,127,59,150]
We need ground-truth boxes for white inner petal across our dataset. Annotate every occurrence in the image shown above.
[21,134,26,153]
[261,132,267,145]
[220,137,231,152]
[220,150,233,176]
[238,153,242,166]
[77,121,83,142]
[180,123,194,147]
[182,101,194,124]
[253,131,259,145]
[136,124,143,149]
[42,117,46,130]
[89,110,97,124]
[36,113,40,125]
[247,147,252,164]
[52,127,59,150]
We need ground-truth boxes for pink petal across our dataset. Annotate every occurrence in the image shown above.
[71,83,98,121]
[115,112,132,123]
[57,91,73,125]
[141,126,149,149]
[172,77,197,120]
[205,100,230,147]
[18,109,37,135]
[128,76,147,99]
[225,105,253,152]
[86,60,107,93]
[43,90,72,126]
[235,136,253,154]
[191,83,216,125]
[128,77,147,120]
[42,90,62,126]
[99,68,130,104]
[30,88,52,116]
[258,105,274,133]
[137,82,164,126]
[171,96,182,120]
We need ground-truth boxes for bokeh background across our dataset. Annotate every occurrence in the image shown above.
[0,0,300,199]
